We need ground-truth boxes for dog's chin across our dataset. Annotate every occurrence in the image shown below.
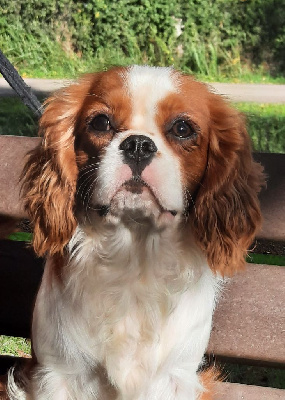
[105,181,178,229]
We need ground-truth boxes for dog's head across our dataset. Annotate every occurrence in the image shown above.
[22,66,264,275]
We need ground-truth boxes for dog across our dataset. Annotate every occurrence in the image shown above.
[8,65,264,399]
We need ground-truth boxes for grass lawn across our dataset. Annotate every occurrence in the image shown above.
[0,336,31,359]
[236,103,285,153]
[16,69,285,85]
[2,48,284,84]
[247,253,285,266]
[0,97,38,137]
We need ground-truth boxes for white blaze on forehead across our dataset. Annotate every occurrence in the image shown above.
[124,65,179,132]
[93,66,185,216]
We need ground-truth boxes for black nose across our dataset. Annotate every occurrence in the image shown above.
[119,135,157,175]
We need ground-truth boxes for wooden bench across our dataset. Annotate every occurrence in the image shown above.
[0,135,284,399]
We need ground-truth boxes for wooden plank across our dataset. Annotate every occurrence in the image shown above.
[0,135,40,218]
[214,382,285,400]
[208,264,285,366]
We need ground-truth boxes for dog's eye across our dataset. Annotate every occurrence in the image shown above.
[89,114,111,132]
[170,119,196,140]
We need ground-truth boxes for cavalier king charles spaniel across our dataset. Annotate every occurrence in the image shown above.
[8,66,264,400]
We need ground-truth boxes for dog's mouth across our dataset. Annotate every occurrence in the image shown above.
[122,178,145,195]
[96,178,177,225]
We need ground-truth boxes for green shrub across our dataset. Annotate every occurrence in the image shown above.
[0,0,284,77]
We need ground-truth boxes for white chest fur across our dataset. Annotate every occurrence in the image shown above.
[32,224,221,399]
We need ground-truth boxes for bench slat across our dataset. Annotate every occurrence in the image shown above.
[214,382,285,400]
[208,263,285,367]
[0,136,40,218]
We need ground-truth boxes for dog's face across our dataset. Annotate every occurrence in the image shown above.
[74,66,210,228]
[22,66,264,275]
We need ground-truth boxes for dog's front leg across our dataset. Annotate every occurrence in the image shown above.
[30,266,113,399]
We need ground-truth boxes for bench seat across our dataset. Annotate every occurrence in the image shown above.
[214,382,285,399]
[208,263,285,367]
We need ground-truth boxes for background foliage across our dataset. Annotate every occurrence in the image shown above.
[0,0,284,79]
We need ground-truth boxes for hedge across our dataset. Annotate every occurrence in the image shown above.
[0,0,284,76]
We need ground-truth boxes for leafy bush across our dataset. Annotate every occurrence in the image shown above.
[178,0,285,76]
[0,0,284,77]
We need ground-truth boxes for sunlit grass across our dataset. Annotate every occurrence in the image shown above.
[1,19,284,84]
[0,335,31,358]
[247,254,285,266]
[235,103,285,153]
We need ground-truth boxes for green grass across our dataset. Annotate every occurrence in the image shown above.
[0,335,31,358]
[247,253,285,266]
[0,22,148,80]
[3,59,285,84]
[1,18,284,84]
[235,103,285,153]
[0,97,38,137]
[0,20,94,80]
[2,42,284,84]
[200,73,285,85]
[7,232,32,241]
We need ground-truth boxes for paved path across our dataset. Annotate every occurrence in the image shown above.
[0,78,284,103]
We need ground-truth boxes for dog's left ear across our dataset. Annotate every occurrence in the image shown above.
[21,79,91,256]
[192,93,265,276]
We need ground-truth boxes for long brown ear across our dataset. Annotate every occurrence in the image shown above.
[21,81,90,256]
[192,94,265,276]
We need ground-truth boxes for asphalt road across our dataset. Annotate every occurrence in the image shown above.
[0,77,284,103]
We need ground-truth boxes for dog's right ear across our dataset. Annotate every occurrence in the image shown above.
[192,93,265,276]
[21,79,91,256]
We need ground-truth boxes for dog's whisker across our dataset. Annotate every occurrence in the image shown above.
[76,173,98,198]
[78,163,99,173]
[77,167,97,177]
[83,180,97,210]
